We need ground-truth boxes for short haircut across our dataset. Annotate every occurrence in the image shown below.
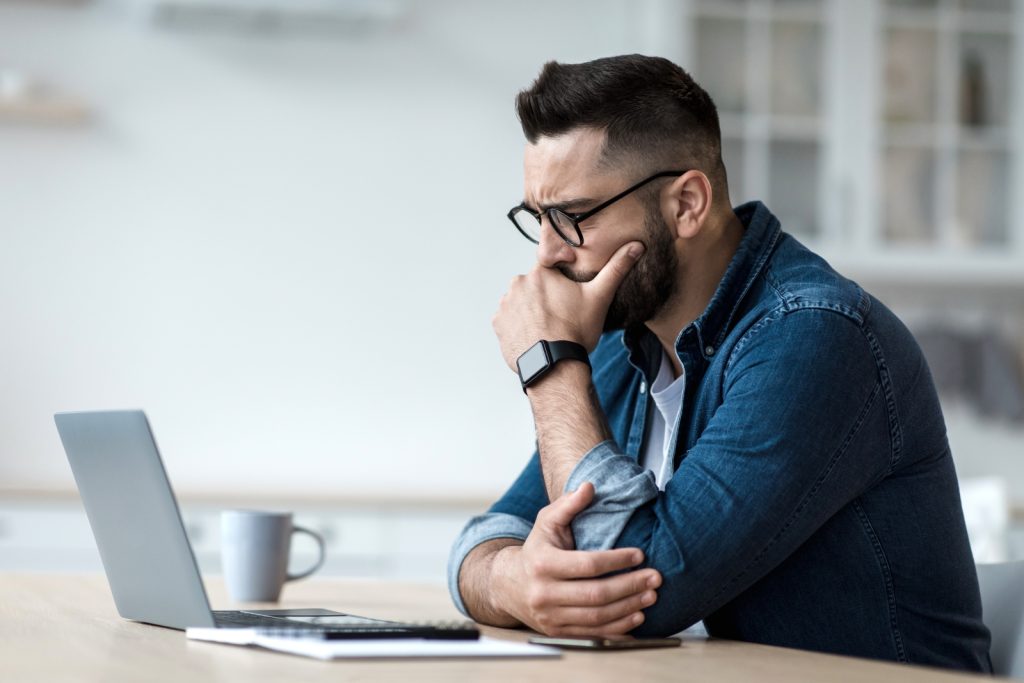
[515,54,726,193]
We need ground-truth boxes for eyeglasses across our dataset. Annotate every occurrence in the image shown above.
[507,170,687,247]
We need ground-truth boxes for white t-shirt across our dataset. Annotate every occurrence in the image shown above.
[639,350,686,490]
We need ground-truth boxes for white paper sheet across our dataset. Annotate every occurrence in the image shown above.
[186,628,561,660]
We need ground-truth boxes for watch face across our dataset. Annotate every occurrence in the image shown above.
[517,342,550,385]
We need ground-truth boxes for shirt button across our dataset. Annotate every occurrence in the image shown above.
[639,381,647,394]
[705,346,715,356]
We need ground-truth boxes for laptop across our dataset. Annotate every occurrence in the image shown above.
[55,409,477,639]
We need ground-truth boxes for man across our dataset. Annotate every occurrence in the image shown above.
[447,54,991,672]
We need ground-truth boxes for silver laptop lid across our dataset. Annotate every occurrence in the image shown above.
[55,410,216,629]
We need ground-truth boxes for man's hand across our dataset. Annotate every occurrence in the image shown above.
[487,483,661,636]
[492,241,645,372]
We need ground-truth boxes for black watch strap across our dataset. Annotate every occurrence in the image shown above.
[517,340,591,392]
[547,340,590,367]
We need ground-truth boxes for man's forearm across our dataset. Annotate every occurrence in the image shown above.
[527,360,613,502]
[457,538,524,627]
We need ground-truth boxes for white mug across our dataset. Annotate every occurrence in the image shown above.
[220,510,326,602]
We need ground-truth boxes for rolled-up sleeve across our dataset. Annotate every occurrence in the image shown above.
[564,440,659,551]
[447,451,550,616]
[447,442,659,616]
[446,512,533,616]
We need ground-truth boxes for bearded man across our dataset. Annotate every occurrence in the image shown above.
[447,54,991,673]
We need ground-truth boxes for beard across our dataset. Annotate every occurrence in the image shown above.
[558,205,678,332]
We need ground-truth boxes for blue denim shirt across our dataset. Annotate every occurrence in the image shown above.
[449,202,991,672]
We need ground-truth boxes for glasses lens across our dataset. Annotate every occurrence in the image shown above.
[511,208,542,244]
[550,210,582,246]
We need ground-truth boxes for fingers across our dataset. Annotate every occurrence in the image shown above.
[552,589,655,632]
[537,482,595,529]
[588,241,645,300]
[547,567,661,605]
[515,542,663,638]
[544,546,646,580]
[544,610,646,638]
[525,571,658,637]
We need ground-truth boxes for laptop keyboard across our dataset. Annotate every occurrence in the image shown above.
[212,611,316,628]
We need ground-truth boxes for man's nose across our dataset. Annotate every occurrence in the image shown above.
[536,216,575,269]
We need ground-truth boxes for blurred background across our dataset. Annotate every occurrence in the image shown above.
[1,0,1022,585]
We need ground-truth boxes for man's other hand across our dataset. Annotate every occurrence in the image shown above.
[493,483,661,636]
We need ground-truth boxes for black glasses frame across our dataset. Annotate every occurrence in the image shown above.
[507,170,688,247]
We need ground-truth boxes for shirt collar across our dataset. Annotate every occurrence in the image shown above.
[622,200,782,381]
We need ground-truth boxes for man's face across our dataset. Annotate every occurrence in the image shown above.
[522,129,678,331]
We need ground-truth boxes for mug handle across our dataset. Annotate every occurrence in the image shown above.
[285,525,326,582]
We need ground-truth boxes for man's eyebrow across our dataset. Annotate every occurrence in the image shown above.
[523,197,597,213]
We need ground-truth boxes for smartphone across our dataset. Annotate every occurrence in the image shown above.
[528,636,681,650]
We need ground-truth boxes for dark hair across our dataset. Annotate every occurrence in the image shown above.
[516,54,726,192]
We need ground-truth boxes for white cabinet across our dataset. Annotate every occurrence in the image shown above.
[684,0,1024,290]
[691,0,831,243]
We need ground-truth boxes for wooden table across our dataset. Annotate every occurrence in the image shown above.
[0,574,999,682]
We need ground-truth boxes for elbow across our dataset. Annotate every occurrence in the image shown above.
[628,577,706,638]
[619,517,704,637]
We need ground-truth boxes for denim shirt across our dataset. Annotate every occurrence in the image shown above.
[448,202,991,672]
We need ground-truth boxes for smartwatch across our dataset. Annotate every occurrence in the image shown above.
[516,340,591,392]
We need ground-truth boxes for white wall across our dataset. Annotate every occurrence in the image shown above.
[3,0,1023,507]
[0,0,678,499]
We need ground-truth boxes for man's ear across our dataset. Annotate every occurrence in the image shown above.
[664,171,713,240]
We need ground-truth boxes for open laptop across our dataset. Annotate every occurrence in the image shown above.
[55,410,476,639]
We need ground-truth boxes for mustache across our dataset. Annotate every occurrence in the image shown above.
[556,264,598,283]
[556,241,650,284]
